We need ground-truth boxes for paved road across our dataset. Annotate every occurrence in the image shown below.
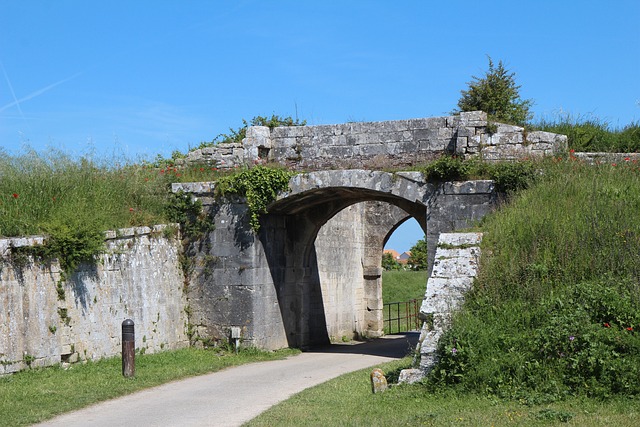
[35,333,418,427]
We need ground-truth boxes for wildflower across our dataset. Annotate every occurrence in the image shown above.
[129,208,134,212]
[612,163,617,167]
[604,323,611,328]
[160,169,165,174]
[451,347,458,355]
[627,327,633,331]
[199,168,204,172]
[12,193,18,199]
[569,335,575,341]
[625,157,631,162]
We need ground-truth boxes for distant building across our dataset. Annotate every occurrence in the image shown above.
[383,249,411,265]
[397,251,411,265]
[383,249,400,261]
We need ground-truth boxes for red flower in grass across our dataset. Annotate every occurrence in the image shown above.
[604,323,611,328]
[627,327,633,331]
[12,193,18,199]
[129,208,135,212]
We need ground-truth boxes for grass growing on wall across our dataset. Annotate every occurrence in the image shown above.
[534,114,640,152]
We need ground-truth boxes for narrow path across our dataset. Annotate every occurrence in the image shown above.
[35,333,418,427]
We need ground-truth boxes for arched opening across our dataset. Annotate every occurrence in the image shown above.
[382,217,428,334]
[260,176,432,348]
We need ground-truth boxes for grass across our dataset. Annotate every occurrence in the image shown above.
[533,113,640,152]
[0,346,298,427]
[382,270,427,304]
[430,157,640,399]
[382,270,427,334]
[246,358,640,426]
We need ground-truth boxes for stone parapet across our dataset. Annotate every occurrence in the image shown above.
[181,112,567,170]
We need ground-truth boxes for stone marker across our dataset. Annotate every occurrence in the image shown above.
[398,368,423,385]
[370,368,388,393]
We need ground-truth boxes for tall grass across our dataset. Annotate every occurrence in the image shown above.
[0,149,170,237]
[431,158,640,399]
[477,158,640,302]
[534,114,640,152]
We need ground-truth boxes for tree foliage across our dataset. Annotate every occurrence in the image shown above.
[455,56,533,126]
[382,252,402,271]
[408,238,428,270]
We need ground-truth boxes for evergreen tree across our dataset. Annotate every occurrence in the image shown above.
[455,56,533,126]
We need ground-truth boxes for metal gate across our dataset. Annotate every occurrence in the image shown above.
[383,299,422,334]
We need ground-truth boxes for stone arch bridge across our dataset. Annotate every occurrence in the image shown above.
[174,112,566,349]
[175,171,495,349]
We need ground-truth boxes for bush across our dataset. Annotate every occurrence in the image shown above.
[382,252,402,271]
[454,56,533,126]
[215,166,293,231]
[422,156,471,181]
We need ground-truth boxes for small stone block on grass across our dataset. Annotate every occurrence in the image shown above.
[370,368,388,394]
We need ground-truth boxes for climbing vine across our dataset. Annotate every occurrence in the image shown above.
[215,166,293,231]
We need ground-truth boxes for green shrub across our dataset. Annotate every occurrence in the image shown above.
[488,161,538,193]
[422,156,471,181]
[381,252,401,271]
[454,56,533,126]
[421,156,538,194]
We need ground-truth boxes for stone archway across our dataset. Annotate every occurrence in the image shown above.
[174,171,495,350]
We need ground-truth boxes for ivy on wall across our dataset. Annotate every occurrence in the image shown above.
[215,166,293,231]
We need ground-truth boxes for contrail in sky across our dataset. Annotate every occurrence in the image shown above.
[0,71,82,113]
[1,60,26,121]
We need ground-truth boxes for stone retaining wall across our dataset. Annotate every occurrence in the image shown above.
[0,225,188,375]
[400,232,482,384]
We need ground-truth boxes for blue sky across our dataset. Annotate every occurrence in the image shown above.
[1,1,639,252]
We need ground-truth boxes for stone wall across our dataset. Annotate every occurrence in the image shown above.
[0,225,188,375]
[181,111,567,170]
[399,232,483,384]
